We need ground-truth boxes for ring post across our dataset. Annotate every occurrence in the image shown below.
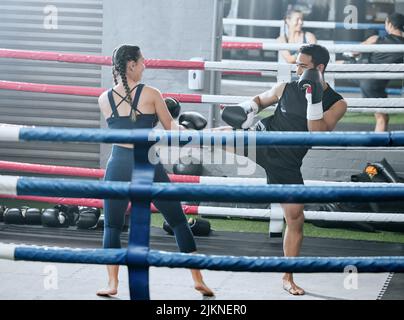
[269,202,284,238]
[127,133,155,300]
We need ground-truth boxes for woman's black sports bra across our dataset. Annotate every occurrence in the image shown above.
[106,84,158,129]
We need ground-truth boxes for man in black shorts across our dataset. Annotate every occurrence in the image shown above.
[222,44,347,295]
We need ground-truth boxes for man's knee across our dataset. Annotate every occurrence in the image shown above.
[283,204,304,225]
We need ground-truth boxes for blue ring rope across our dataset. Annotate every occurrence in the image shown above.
[336,86,403,96]
[19,128,404,147]
[13,247,404,273]
[334,22,385,31]
[17,178,404,203]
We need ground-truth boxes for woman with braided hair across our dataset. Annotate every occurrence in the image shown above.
[97,45,214,297]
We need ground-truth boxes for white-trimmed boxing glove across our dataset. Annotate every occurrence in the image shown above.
[240,100,259,129]
[304,86,324,121]
[298,68,324,121]
[222,100,259,129]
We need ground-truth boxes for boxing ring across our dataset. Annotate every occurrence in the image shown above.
[1,128,404,300]
[1,44,404,299]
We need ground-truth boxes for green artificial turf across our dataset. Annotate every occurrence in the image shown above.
[2,198,404,245]
[151,214,404,244]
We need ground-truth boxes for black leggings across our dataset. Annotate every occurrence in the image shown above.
[103,145,196,253]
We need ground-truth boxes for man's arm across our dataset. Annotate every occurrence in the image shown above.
[308,99,347,132]
[362,35,379,45]
[221,83,286,129]
[255,82,286,111]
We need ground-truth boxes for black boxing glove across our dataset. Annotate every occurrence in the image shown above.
[164,97,181,119]
[221,100,259,129]
[298,68,324,120]
[179,111,207,130]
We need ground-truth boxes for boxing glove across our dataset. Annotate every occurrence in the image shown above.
[25,208,42,225]
[179,111,207,130]
[164,97,181,119]
[41,208,69,228]
[221,100,259,129]
[298,68,324,120]
[54,204,79,227]
[4,208,25,225]
[76,207,101,229]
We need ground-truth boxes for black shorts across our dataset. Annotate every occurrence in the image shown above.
[264,165,304,185]
[360,79,389,98]
[247,146,304,185]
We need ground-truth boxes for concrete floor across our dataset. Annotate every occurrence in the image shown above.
[0,224,402,300]
[0,259,391,300]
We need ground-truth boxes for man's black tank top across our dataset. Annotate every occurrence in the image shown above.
[258,81,343,169]
[370,34,404,64]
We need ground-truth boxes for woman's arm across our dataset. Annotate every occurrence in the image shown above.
[152,88,183,130]
[98,91,110,120]
[277,35,298,64]
[306,32,317,44]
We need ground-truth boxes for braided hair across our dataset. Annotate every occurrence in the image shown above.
[111,45,141,105]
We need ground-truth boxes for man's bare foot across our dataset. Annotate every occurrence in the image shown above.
[282,279,305,296]
[194,282,215,297]
[96,282,118,297]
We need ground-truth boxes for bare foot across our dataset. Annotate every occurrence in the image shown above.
[195,282,215,297]
[282,279,305,296]
[96,282,118,297]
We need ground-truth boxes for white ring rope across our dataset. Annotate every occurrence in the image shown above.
[222,74,403,88]
[346,98,404,107]
[224,18,285,28]
[330,73,404,80]
[345,108,404,114]
[223,36,404,53]
[206,95,404,107]
[198,206,404,223]
[219,60,404,73]
[223,18,383,30]
[222,79,276,88]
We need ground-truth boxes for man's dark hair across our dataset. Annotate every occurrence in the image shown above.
[298,44,330,71]
[387,12,404,32]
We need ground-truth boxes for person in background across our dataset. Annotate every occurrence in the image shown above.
[357,13,404,132]
[277,7,317,64]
